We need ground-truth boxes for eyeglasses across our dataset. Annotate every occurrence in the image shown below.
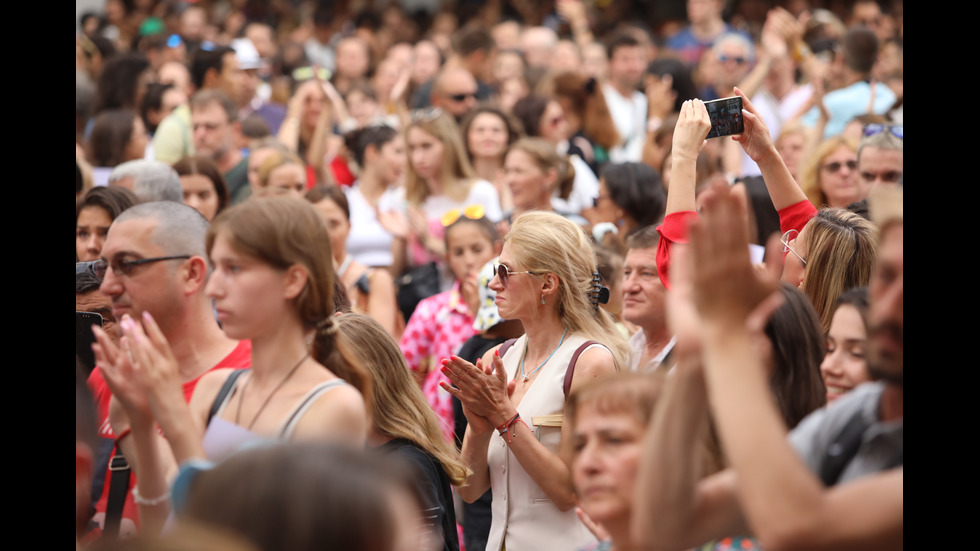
[448,92,477,102]
[93,255,192,279]
[442,204,486,227]
[411,107,444,123]
[822,159,857,173]
[863,124,903,140]
[718,54,747,64]
[495,264,539,287]
[780,230,806,267]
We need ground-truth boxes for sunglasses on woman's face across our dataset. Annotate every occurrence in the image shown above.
[822,160,857,173]
[495,264,538,287]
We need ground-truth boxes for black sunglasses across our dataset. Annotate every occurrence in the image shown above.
[822,160,857,173]
[448,92,477,102]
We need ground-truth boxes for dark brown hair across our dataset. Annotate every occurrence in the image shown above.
[88,109,140,167]
[549,71,620,151]
[182,443,421,551]
[172,156,230,215]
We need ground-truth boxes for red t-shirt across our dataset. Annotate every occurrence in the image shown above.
[86,340,252,528]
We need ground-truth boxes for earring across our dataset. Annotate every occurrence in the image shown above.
[541,294,546,305]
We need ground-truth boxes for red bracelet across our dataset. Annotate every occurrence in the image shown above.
[497,413,523,444]
[114,428,132,447]
[497,413,519,433]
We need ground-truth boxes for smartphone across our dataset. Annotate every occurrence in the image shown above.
[76,311,103,376]
[704,96,744,139]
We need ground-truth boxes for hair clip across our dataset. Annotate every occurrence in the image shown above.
[590,270,610,312]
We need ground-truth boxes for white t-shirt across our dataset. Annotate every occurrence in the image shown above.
[551,154,599,215]
[345,183,396,268]
[603,82,647,163]
[379,179,502,289]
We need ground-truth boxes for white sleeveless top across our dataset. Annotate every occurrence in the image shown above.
[484,333,602,551]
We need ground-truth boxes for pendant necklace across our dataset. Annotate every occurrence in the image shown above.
[520,329,568,383]
[236,353,309,430]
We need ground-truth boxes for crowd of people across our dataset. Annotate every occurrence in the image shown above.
[76,0,903,550]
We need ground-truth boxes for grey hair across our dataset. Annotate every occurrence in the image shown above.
[109,160,183,203]
[115,201,210,267]
[858,127,903,161]
[712,32,755,63]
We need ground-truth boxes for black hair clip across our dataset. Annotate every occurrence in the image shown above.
[584,77,597,95]
[590,270,610,312]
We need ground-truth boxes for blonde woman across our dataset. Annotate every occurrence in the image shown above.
[442,211,628,551]
[383,108,502,280]
[800,136,862,208]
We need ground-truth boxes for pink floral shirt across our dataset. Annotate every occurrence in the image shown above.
[399,282,477,442]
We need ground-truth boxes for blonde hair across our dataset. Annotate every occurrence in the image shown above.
[507,211,629,370]
[336,314,470,486]
[801,208,879,332]
[207,197,371,400]
[801,136,859,208]
[257,150,305,190]
[405,110,476,205]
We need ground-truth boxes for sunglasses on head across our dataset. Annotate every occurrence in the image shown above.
[863,123,903,140]
[441,204,486,227]
[411,107,444,123]
[823,159,857,173]
[494,263,538,287]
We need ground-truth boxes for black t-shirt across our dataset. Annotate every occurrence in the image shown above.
[381,438,460,551]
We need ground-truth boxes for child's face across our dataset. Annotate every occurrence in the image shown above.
[445,222,496,282]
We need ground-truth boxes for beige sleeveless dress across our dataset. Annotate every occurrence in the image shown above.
[484,333,602,551]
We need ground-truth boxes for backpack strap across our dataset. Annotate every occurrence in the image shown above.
[207,369,248,426]
[102,451,130,538]
[564,340,600,398]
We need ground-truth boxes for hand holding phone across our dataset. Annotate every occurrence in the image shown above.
[705,96,744,139]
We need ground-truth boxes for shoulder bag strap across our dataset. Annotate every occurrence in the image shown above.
[564,340,600,398]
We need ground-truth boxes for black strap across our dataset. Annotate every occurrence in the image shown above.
[103,452,130,538]
[207,369,248,426]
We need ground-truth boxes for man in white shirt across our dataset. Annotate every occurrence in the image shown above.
[603,33,648,163]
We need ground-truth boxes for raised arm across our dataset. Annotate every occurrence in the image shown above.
[687,181,902,551]
[732,88,808,211]
[656,99,711,289]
